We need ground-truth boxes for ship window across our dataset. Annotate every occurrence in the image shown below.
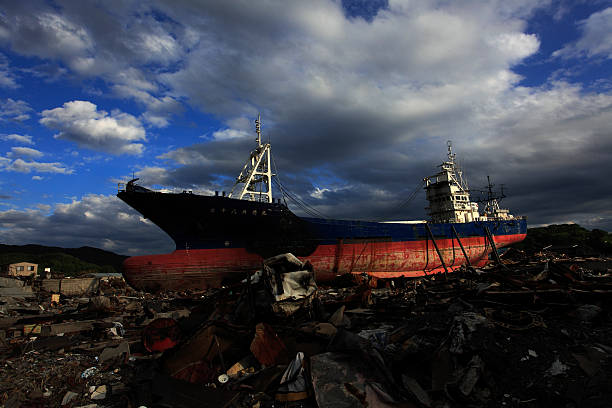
[262,210,267,215]
[222,208,226,213]
[242,210,247,215]
[210,208,215,213]
[252,210,257,215]
[231,209,237,215]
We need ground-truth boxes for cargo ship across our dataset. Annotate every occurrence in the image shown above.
[117,117,526,291]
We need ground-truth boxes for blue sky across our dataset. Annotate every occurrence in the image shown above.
[1,0,611,255]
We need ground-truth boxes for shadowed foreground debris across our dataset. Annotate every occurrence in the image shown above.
[1,251,612,407]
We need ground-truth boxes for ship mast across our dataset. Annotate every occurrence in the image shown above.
[478,175,514,220]
[228,115,274,203]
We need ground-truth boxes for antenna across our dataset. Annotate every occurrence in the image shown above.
[255,114,262,147]
[447,140,454,163]
[487,175,494,202]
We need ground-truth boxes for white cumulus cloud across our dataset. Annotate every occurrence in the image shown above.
[40,100,146,155]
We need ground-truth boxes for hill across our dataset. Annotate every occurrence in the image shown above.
[511,224,612,255]
[0,244,127,276]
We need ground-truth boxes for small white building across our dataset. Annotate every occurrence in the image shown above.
[2,262,38,278]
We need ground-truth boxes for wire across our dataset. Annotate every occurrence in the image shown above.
[273,178,329,218]
[377,179,426,221]
[270,159,329,219]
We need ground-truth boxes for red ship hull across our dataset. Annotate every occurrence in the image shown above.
[123,232,526,291]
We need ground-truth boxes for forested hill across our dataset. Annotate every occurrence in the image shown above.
[511,224,612,255]
[0,244,127,276]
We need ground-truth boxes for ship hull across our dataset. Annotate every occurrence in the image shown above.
[118,188,526,291]
[123,232,526,291]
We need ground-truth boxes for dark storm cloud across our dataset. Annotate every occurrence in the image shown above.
[0,194,174,255]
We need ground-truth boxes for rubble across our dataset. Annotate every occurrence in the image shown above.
[1,252,611,407]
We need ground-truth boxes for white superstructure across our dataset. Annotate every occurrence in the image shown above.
[424,141,516,223]
[424,141,479,223]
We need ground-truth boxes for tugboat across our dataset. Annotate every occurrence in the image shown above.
[118,117,526,291]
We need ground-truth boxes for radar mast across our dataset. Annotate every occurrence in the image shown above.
[229,115,274,203]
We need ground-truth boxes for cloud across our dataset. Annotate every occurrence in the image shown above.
[0,98,32,122]
[0,157,72,174]
[133,166,173,186]
[0,7,93,68]
[0,53,18,88]
[113,83,183,128]
[0,194,174,255]
[211,128,251,140]
[0,2,191,125]
[0,134,34,145]
[7,147,43,159]
[32,176,43,181]
[23,62,68,82]
[553,7,612,59]
[40,100,146,155]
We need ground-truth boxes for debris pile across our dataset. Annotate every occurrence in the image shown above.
[1,252,612,407]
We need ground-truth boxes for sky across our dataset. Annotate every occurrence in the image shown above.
[1,0,611,256]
